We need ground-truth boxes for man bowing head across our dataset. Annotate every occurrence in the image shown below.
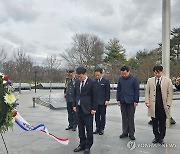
[73,67,98,154]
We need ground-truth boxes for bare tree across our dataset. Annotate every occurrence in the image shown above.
[43,54,61,70]
[2,60,17,80]
[0,46,7,62]
[0,46,7,72]
[43,54,61,91]
[134,48,161,83]
[170,58,180,79]
[60,33,105,75]
[13,49,33,93]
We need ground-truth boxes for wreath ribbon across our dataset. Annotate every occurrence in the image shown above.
[15,112,69,145]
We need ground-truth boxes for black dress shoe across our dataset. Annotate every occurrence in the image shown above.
[72,127,77,131]
[84,149,90,154]
[93,129,99,134]
[99,130,104,135]
[74,145,85,152]
[129,135,135,140]
[148,120,153,125]
[152,138,159,144]
[65,126,73,130]
[171,117,176,124]
[159,139,164,145]
[119,133,128,138]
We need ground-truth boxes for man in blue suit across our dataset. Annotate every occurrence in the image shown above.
[93,67,110,135]
[73,67,98,154]
[116,66,139,140]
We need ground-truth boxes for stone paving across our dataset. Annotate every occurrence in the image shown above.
[0,89,180,154]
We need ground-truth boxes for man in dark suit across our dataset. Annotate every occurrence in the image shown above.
[116,66,139,140]
[93,67,110,135]
[73,67,98,154]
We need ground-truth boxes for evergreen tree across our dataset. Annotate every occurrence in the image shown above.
[104,38,127,83]
[170,27,180,59]
[104,38,126,63]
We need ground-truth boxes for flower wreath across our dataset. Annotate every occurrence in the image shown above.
[0,73,17,133]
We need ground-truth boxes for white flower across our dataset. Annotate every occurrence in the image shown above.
[4,93,16,104]
[3,80,7,84]
[8,85,15,92]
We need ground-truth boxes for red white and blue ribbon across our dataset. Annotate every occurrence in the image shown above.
[15,112,69,145]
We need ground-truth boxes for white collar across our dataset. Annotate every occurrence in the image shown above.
[82,76,88,84]
[98,77,102,82]
[156,76,162,81]
[156,76,162,84]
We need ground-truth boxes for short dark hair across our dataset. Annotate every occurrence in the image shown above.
[153,66,163,72]
[76,67,87,74]
[120,66,130,72]
[94,67,103,73]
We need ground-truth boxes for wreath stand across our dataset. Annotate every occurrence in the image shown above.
[1,133,9,154]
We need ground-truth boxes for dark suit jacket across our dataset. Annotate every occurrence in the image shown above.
[116,75,139,104]
[74,77,98,115]
[175,83,180,91]
[95,78,110,105]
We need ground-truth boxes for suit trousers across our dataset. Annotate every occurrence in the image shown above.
[151,104,166,139]
[77,106,93,149]
[120,103,135,136]
[66,102,77,128]
[95,105,107,131]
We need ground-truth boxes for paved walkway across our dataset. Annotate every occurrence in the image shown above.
[0,89,180,154]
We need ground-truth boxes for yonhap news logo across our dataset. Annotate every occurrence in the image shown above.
[127,141,136,150]
[127,141,176,150]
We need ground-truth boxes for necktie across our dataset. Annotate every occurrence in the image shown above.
[80,81,84,92]
[82,81,84,87]
[157,78,160,86]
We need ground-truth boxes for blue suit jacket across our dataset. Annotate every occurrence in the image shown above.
[95,78,110,105]
[116,75,139,104]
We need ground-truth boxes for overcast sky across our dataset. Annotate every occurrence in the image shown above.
[0,0,180,65]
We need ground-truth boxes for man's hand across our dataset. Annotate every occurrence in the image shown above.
[73,107,77,112]
[146,103,150,108]
[117,101,120,106]
[105,101,109,106]
[134,102,138,107]
[91,110,96,115]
